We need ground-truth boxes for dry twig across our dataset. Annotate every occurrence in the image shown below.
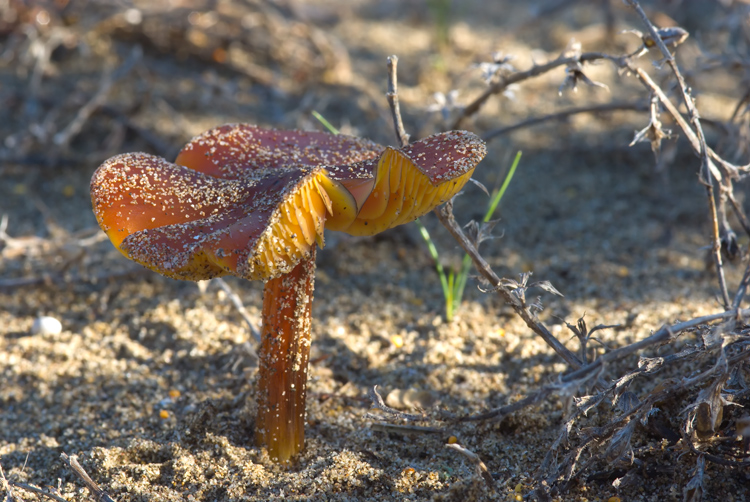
[435,202,583,369]
[369,423,443,435]
[386,55,410,148]
[445,443,494,489]
[451,50,612,129]
[482,101,647,141]
[52,46,142,150]
[624,0,731,310]
[366,386,426,422]
[60,453,115,502]
[8,482,69,502]
[211,277,261,343]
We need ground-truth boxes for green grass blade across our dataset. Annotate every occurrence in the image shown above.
[453,253,472,312]
[311,110,340,135]
[446,269,456,321]
[484,150,522,222]
[415,219,451,308]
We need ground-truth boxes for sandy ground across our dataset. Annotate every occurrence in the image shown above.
[1,1,749,500]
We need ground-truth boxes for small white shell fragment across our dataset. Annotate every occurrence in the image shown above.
[31,316,62,336]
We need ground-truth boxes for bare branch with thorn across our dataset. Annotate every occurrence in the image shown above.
[623,0,730,310]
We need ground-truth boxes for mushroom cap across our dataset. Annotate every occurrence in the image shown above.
[90,125,486,282]
[341,130,486,236]
[173,124,384,232]
[91,153,332,280]
[174,124,384,178]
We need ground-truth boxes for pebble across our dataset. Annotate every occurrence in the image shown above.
[31,316,63,336]
[385,389,438,410]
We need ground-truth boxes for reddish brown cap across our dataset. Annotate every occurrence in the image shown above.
[91,152,330,281]
[175,123,383,177]
[91,125,486,281]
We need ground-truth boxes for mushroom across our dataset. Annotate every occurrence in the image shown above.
[91,124,486,463]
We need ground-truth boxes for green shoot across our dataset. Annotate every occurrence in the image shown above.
[418,151,522,321]
[426,0,451,48]
[312,110,340,135]
[416,221,453,317]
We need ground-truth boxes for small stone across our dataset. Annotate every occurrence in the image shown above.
[31,316,62,336]
[385,389,437,410]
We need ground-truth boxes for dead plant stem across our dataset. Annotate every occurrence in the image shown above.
[434,202,583,369]
[482,101,647,141]
[386,55,410,148]
[53,47,142,149]
[625,0,731,308]
[8,482,69,502]
[460,306,750,421]
[732,263,750,310]
[61,453,115,502]
[451,51,611,129]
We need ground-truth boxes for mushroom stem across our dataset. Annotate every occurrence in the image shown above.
[256,246,316,463]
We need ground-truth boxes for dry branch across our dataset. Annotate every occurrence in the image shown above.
[52,47,142,149]
[624,0,730,309]
[61,453,115,502]
[386,55,410,148]
[434,202,583,369]
[367,386,426,422]
[8,482,69,502]
[451,50,612,129]
[482,101,647,141]
[445,443,494,489]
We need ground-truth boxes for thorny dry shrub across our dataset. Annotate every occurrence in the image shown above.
[364,2,750,500]
[1,0,750,501]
